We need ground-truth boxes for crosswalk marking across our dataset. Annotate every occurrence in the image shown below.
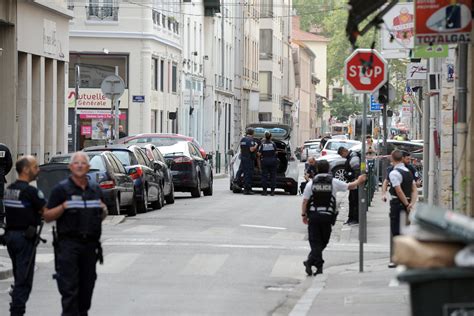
[97,253,140,274]
[180,254,229,276]
[123,225,165,233]
[271,255,306,280]
[240,224,287,230]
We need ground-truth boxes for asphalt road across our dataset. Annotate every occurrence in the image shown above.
[0,164,386,315]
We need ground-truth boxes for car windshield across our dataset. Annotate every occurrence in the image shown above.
[49,156,72,163]
[159,142,187,156]
[110,150,131,166]
[126,136,183,147]
[49,154,105,171]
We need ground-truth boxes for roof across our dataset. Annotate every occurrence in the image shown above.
[292,16,330,43]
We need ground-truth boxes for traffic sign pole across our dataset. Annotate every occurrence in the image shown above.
[101,74,125,145]
[359,93,368,273]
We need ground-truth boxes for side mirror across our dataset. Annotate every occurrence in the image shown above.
[153,162,162,170]
[206,153,213,161]
[227,149,234,156]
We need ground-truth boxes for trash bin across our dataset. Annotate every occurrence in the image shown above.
[398,267,474,316]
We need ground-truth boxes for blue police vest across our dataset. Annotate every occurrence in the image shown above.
[4,181,41,229]
[260,141,277,159]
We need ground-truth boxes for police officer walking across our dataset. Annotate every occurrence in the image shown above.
[301,160,366,276]
[239,128,258,195]
[337,147,361,225]
[3,156,46,316]
[44,152,108,316]
[0,143,13,223]
[259,131,278,196]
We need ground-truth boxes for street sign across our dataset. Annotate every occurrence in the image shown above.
[415,0,472,45]
[406,60,428,80]
[100,75,125,100]
[132,95,145,103]
[344,49,388,93]
[370,95,382,112]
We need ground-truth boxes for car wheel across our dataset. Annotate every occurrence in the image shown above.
[332,166,347,182]
[138,187,148,213]
[165,183,175,204]
[203,177,213,196]
[151,184,164,210]
[191,177,201,198]
[127,194,138,217]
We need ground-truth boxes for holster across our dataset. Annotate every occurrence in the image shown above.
[96,241,104,264]
[52,226,59,279]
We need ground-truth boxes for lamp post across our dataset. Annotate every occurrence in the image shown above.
[74,64,80,152]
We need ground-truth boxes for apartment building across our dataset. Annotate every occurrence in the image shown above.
[0,0,71,175]
[67,0,181,150]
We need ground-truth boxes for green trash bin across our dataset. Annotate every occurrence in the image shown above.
[398,267,474,316]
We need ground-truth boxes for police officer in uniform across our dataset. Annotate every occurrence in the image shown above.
[0,143,13,223]
[239,128,258,195]
[44,152,108,316]
[3,156,46,316]
[337,147,361,225]
[301,160,366,276]
[382,151,421,202]
[259,131,278,196]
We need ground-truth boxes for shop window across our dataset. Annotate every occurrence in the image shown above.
[69,54,128,89]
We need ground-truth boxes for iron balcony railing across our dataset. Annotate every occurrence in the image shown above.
[86,6,119,21]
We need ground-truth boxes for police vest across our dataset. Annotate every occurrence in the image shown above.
[344,151,361,181]
[260,141,277,159]
[388,168,413,201]
[4,181,41,230]
[240,137,251,157]
[57,179,102,240]
[309,174,337,217]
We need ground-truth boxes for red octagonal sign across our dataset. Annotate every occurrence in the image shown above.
[344,49,388,93]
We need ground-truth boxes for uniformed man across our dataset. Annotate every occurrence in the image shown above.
[259,131,278,196]
[383,150,418,237]
[0,143,13,223]
[337,147,361,225]
[43,152,108,316]
[301,160,366,276]
[239,128,258,195]
[300,157,317,194]
[381,151,421,202]
[3,156,46,316]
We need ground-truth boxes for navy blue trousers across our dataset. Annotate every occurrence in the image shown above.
[5,230,36,316]
[261,158,277,191]
[307,213,332,269]
[241,157,254,191]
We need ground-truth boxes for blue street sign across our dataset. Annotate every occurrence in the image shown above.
[132,95,145,103]
[370,95,381,112]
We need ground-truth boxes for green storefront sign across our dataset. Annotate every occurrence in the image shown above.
[413,45,449,58]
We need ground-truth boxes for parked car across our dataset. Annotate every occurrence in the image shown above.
[84,145,165,212]
[320,139,361,157]
[158,140,213,198]
[119,133,207,159]
[229,123,299,195]
[38,152,137,216]
[300,139,321,162]
[140,143,175,204]
[331,134,349,140]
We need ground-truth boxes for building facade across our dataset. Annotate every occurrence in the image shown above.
[0,0,71,178]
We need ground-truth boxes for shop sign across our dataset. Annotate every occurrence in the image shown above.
[77,110,126,120]
[382,3,415,50]
[406,60,428,80]
[415,0,472,45]
[81,126,92,136]
[68,88,129,109]
[413,44,449,58]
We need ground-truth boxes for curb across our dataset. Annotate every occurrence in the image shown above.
[0,256,12,280]
[103,215,126,226]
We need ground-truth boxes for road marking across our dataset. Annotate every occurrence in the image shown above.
[124,225,165,233]
[270,255,306,280]
[240,224,287,230]
[289,274,328,316]
[180,254,229,276]
[200,227,235,236]
[35,253,54,263]
[97,253,140,274]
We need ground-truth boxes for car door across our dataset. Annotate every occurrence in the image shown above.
[134,147,160,201]
[107,153,134,204]
[153,147,172,195]
[190,143,211,187]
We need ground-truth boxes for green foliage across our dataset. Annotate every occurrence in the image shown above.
[327,94,363,122]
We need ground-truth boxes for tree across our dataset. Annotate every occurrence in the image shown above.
[328,94,363,122]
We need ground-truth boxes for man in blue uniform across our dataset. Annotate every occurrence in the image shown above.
[239,128,258,195]
[0,143,13,223]
[337,147,361,225]
[4,155,46,316]
[259,131,278,196]
[44,152,108,316]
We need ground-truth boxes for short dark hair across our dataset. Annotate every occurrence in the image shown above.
[16,156,31,174]
[246,127,254,136]
[317,160,330,173]
[391,149,403,162]
[265,131,272,140]
[337,146,348,155]
[366,135,373,139]
[401,151,411,157]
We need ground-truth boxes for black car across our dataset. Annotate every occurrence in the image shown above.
[84,145,165,212]
[141,143,175,204]
[38,151,137,216]
[158,140,213,198]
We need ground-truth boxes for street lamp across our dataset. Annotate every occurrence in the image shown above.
[74,64,80,152]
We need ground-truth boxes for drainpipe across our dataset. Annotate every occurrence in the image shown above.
[427,58,438,205]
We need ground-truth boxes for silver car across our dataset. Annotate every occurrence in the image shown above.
[300,140,321,162]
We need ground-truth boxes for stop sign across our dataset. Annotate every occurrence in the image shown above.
[344,49,388,93]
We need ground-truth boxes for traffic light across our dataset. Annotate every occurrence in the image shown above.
[377,82,389,105]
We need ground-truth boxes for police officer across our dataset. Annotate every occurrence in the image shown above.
[384,150,418,237]
[337,147,361,225]
[43,152,108,316]
[300,157,317,194]
[381,151,421,202]
[3,156,46,316]
[0,143,13,223]
[239,128,258,195]
[301,160,366,276]
[259,131,278,196]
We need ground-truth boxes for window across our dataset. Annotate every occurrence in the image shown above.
[89,155,106,171]
[152,58,158,90]
[259,71,272,101]
[87,0,119,21]
[260,0,273,17]
[110,154,126,173]
[135,149,148,166]
[259,29,273,59]
[258,112,272,122]
[68,54,128,88]
[160,60,165,92]
[151,110,157,132]
[171,63,177,93]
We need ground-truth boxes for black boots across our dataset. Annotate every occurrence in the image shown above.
[303,261,323,276]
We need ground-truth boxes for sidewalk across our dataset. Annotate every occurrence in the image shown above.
[293,190,410,316]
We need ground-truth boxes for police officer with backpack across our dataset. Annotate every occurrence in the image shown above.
[0,143,13,223]
[239,128,258,195]
[337,147,361,225]
[259,131,278,196]
[44,152,108,316]
[301,160,366,276]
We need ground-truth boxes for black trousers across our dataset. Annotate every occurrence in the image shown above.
[348,188,359,222]
[56,239,98,316]
[5,230,36,316]
[0,180,5,222]
[241,157,254,191]
[389,200,407,237]
[261,158,277,192]
[307,213,333,269]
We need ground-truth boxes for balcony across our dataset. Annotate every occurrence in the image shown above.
[86,6,119,21]
[259,93,272,101]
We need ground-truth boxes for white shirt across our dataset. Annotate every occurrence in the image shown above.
[302,178,349,200]
[388,163,409,187]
